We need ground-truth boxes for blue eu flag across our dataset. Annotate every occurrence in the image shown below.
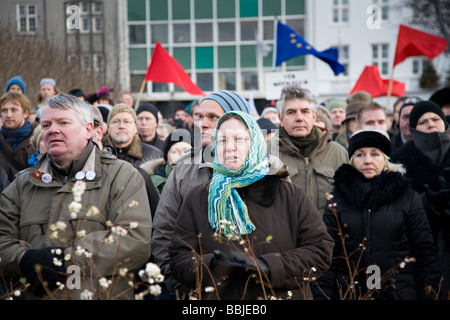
[273,21,345,76]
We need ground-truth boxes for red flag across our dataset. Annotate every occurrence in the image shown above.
[393,24,448,67]
[145,41,206,96]
[350,65,405,97]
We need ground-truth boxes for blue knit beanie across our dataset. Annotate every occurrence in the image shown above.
[202,90,250,114]
[6,76,26,94]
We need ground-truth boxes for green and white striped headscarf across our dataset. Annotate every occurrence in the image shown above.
[208,111,269,237]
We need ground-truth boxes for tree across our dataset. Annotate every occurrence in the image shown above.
[420,61,440,89]
[399,0,450,50]
[0,24,118,105]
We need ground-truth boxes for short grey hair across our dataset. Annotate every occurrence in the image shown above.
[41,93,93,126]
[276,84,317,115]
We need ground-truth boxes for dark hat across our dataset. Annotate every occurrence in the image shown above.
[398,96,422,116]
[256,117,277,135]
[97,104,111,123]
[91,106,103,127]
[409,100,448,129]
[136,102,159,125]
[163,129,193,162]
[68,88,87,100]
[6,76,26,93]
[348,128,391,158]
[429,86,450,108]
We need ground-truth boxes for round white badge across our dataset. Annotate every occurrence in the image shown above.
[75,171,86,180]
[86,170,96,180]
[41,173,52,184]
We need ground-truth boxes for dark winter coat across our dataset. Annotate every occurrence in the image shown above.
[104,135,163,219]
[314,164,441,300]
[169,169,334,300]
[0,131,35,177]
[391,141,450,299]
[105,135,163,168]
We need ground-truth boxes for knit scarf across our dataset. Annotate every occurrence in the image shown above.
[1,121,32,151]
[410,126,450,167]
[208,111,269,237]
[279,125,319,157]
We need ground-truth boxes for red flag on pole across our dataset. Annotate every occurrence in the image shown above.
[350,65,405,97]
[145,41,206,96]
[393,24,448,67]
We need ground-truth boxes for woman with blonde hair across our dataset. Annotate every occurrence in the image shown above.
[314,128,441,300]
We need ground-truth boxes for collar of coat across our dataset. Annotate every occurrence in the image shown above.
[106,135,143,159]
[278,126,332,158]
[391,141,450,193]
[29,140,105,188]
[332,164,409,211]
[236,167,290,207]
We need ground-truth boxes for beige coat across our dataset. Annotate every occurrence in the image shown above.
[271,128,349,214]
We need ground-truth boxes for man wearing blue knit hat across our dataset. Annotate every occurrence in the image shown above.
[6,76,26,94]
[151,90,263,298]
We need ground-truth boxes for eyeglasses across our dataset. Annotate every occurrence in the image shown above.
[109,119,135,126]
[216,136,250,147]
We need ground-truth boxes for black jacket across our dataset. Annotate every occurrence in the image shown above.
[391,141,450,299]
[313,164,441,300]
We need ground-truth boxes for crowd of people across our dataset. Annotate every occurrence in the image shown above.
[0,74,449,301]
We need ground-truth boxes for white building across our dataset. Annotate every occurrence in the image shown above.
[308,0,448,111]
[1,0,447,115]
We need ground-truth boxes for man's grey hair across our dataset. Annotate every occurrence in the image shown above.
[276,84,317,116]
[41,93,93,126]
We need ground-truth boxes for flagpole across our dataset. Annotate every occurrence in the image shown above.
[272,16,278,71]
[385,65,395,114]
[134,79,147,110]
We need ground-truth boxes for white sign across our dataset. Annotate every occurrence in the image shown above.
[265,71,318,100]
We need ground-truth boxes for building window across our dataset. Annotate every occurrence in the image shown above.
[127,0,306,94]
[371,43,389,76]
[93,53,105,71]
[17,4,37,34]
[333,45,349,76]
[65,1,104,34]
[331,0,349,24]
[412,58,427,75]
[218,22,235,42]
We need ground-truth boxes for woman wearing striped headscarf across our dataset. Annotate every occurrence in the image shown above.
[169,111,334,300]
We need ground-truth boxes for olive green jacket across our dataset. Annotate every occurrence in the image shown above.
[0,142,152,299]
[271,127,349,214]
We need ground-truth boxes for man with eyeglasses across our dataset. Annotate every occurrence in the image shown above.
[152,90,260,299]
[104,103,162,219]
[104,103,163,167]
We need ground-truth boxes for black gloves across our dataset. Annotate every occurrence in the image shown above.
[424,169,450,214]
[19,247,67,294]
[211,249,269,278]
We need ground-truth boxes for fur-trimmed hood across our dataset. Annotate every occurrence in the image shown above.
[139,157,165,176]
[333,164,410,211]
